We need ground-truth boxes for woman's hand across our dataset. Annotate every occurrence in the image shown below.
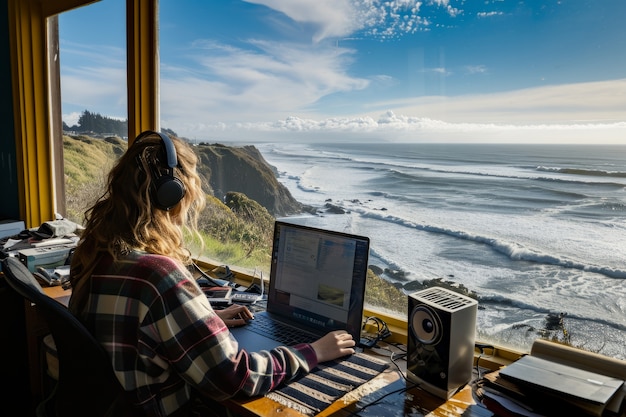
[216,304,254,328]
[310,330,356,363]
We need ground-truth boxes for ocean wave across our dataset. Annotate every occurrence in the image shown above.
[266,144,357,163]
[477,294,626,332]
[372,249,626,332]
[368,248,406,273]
[370,163,626,189]
[371,247,626,333]
[296,182,320,193]
[435,167,624,188]
[356,209,626,280]
[275,171,320,194]
[537,166,626,178]
[266,143,626,188]
[478,293,564,315]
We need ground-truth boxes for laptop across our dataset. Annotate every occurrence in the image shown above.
[230,220,370,351]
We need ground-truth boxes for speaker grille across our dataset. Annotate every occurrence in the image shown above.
[414,287,475,312]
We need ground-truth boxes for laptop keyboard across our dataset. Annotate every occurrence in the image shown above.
[246,314,318,346]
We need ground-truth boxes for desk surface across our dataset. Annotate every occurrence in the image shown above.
[229,344,476,417]
[43,286,476,417]
[45,285,71,306]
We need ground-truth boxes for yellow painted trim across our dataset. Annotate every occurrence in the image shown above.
[8,0,55,228]
[7,0,97,228]
[127,0,159,142]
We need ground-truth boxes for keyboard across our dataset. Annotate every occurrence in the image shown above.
[247,314,318,346]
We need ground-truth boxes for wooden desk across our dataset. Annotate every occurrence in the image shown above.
[227,342,476,416]
[32,287,475,417]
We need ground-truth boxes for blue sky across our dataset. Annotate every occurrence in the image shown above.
[59,0,626,143]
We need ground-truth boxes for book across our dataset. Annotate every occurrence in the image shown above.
[500,355,623,416]
[476,380,546,417]
[491,340,626,417]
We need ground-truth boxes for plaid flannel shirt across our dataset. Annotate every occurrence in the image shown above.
[69,251,316,417]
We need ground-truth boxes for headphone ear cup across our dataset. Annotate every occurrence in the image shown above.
[152,175,185,211]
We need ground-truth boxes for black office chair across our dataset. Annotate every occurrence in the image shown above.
[1,257,135,417]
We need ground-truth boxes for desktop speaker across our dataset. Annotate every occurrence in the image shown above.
[407,286,478,399]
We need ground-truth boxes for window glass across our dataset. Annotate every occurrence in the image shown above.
[158,0,626,358]
[58,0,127,223]
[62,1,626,359]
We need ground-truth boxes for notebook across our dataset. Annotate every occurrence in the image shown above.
[230,220,370,351]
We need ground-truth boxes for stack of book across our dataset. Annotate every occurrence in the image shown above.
[476,340,626,417]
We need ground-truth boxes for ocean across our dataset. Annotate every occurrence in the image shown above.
[254,142,626,358]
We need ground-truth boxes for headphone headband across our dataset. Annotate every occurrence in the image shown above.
[133,130,186,211]
[135,130,177,168]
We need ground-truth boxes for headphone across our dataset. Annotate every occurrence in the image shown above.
[134,130,186,211]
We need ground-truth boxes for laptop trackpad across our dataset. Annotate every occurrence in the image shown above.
[229,325,281,352]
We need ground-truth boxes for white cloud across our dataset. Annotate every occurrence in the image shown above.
[59,2,625,145]
[245,0,441,41]
[172,111,626,145]
[60,29,626,144]
[61,67,127,116]
[244,0,362,42]
[160,39,369,125]
[465,65,488,74]
[477,11,503,18]
[428,0,462,17]
[62,111,82,127]
[424,67,452,76]
[370,79,626,125]
[59,41,127,118]
[160,79,626,144]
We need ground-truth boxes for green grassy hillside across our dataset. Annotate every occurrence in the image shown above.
[62,135,274,270]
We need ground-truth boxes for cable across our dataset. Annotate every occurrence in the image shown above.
[191,262,230,287]
[359,316,392,348]
[473,343,495,381]
[388,350,407,378]
[258,270,265,299]
[247,268,265,300]
[366,342,406,378]
[345,341,417,416]
[226,268,266,305]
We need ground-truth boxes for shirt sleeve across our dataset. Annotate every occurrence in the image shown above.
[145,261,319,400]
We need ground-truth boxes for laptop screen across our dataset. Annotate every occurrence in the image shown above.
[267,221,370,339]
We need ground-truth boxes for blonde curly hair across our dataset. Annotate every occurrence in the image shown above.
[70,132,206,290]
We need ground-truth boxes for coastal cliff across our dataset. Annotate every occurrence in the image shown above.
[63,135,302,218]
[195,143,302,217]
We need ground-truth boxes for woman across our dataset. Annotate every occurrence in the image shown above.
[69,131,355,417]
